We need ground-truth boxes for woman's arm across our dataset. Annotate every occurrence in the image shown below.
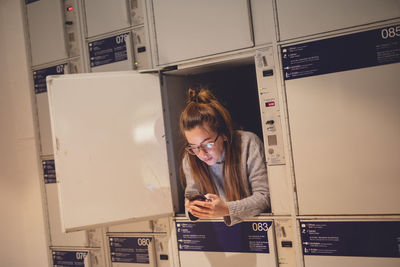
[224,131,270,226]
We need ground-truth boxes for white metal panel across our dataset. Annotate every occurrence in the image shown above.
[277,0,400,40]
[84,0,130,37]
[47,71,173,232]
[45,184,89,246]
[26,0,68,65]
[251,0,274,45]
[286,63,400,215]
[152,0,254,65]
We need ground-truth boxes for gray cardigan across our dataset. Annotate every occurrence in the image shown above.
[183,130,270,226]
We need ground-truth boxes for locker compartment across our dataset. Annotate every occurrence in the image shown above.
[107,235,157,266]
[51,249,90,266]
[160,59,266,214]
[276,0,400,41]
[34,63,68,156]
[161,49,290,215]
[26,0,68,66]
[175,218,278,267]
[88,32,135,72]
[84,0,131,37]
[46,182,89,246]
[152,0,254,65]
[282,24,400,215]
[43,157,106,249]
[35,61,83,156]
[107,221,176,267]
[300,220,400,267]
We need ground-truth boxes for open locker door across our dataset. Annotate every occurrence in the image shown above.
[47,71,173,232]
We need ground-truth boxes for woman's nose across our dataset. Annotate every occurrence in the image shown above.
[198,148,208,158]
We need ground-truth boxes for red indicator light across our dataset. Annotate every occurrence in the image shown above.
[266,101,275,107]
[67,6,73,11]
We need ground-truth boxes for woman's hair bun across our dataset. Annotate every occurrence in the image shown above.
[187,88,216,104]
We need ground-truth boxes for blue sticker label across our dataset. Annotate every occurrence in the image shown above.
[300,221,400,258]
[176,221,272,253]
[282,24,400,80]
[88,33,129,68]
[26,0,40,4]
[33,64,65,94]
[42,159,56,184]
[52,250,87,266]
[109,237,151,264]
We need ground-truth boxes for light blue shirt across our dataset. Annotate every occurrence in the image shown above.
[209,151,225,201]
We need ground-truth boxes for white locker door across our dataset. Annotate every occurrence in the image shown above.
[152,0,254,65]
[47,71,173,232]
[84,0,131,37]
[276,0,400,40]
[282,25,400,215]
[26,0,68,66]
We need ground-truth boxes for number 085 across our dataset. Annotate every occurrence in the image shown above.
[381,26,400,39]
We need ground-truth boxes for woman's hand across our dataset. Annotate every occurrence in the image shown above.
[186,193,230,219]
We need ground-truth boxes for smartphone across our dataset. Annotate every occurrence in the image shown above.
[185,193,207,202]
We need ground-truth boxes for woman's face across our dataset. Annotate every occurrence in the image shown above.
[184,124,225,166]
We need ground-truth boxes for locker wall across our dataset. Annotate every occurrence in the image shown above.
[16,0,400,267]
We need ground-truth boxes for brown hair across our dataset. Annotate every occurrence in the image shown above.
[179,88,247,201]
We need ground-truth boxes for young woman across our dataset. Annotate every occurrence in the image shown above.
[180,88,270,226]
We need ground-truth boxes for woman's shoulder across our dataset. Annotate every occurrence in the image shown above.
[235,130,263,145]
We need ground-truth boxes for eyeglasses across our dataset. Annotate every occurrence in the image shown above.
[185,133,219,155]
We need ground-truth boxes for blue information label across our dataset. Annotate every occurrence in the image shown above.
[33,64,65,94]
[52,250,87,266]
[88,33,129,68]
[176,221,272,253]
[109,237,151,264]
[300,221,400,258]
[282,24,400,80]
[42,159,56,184]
